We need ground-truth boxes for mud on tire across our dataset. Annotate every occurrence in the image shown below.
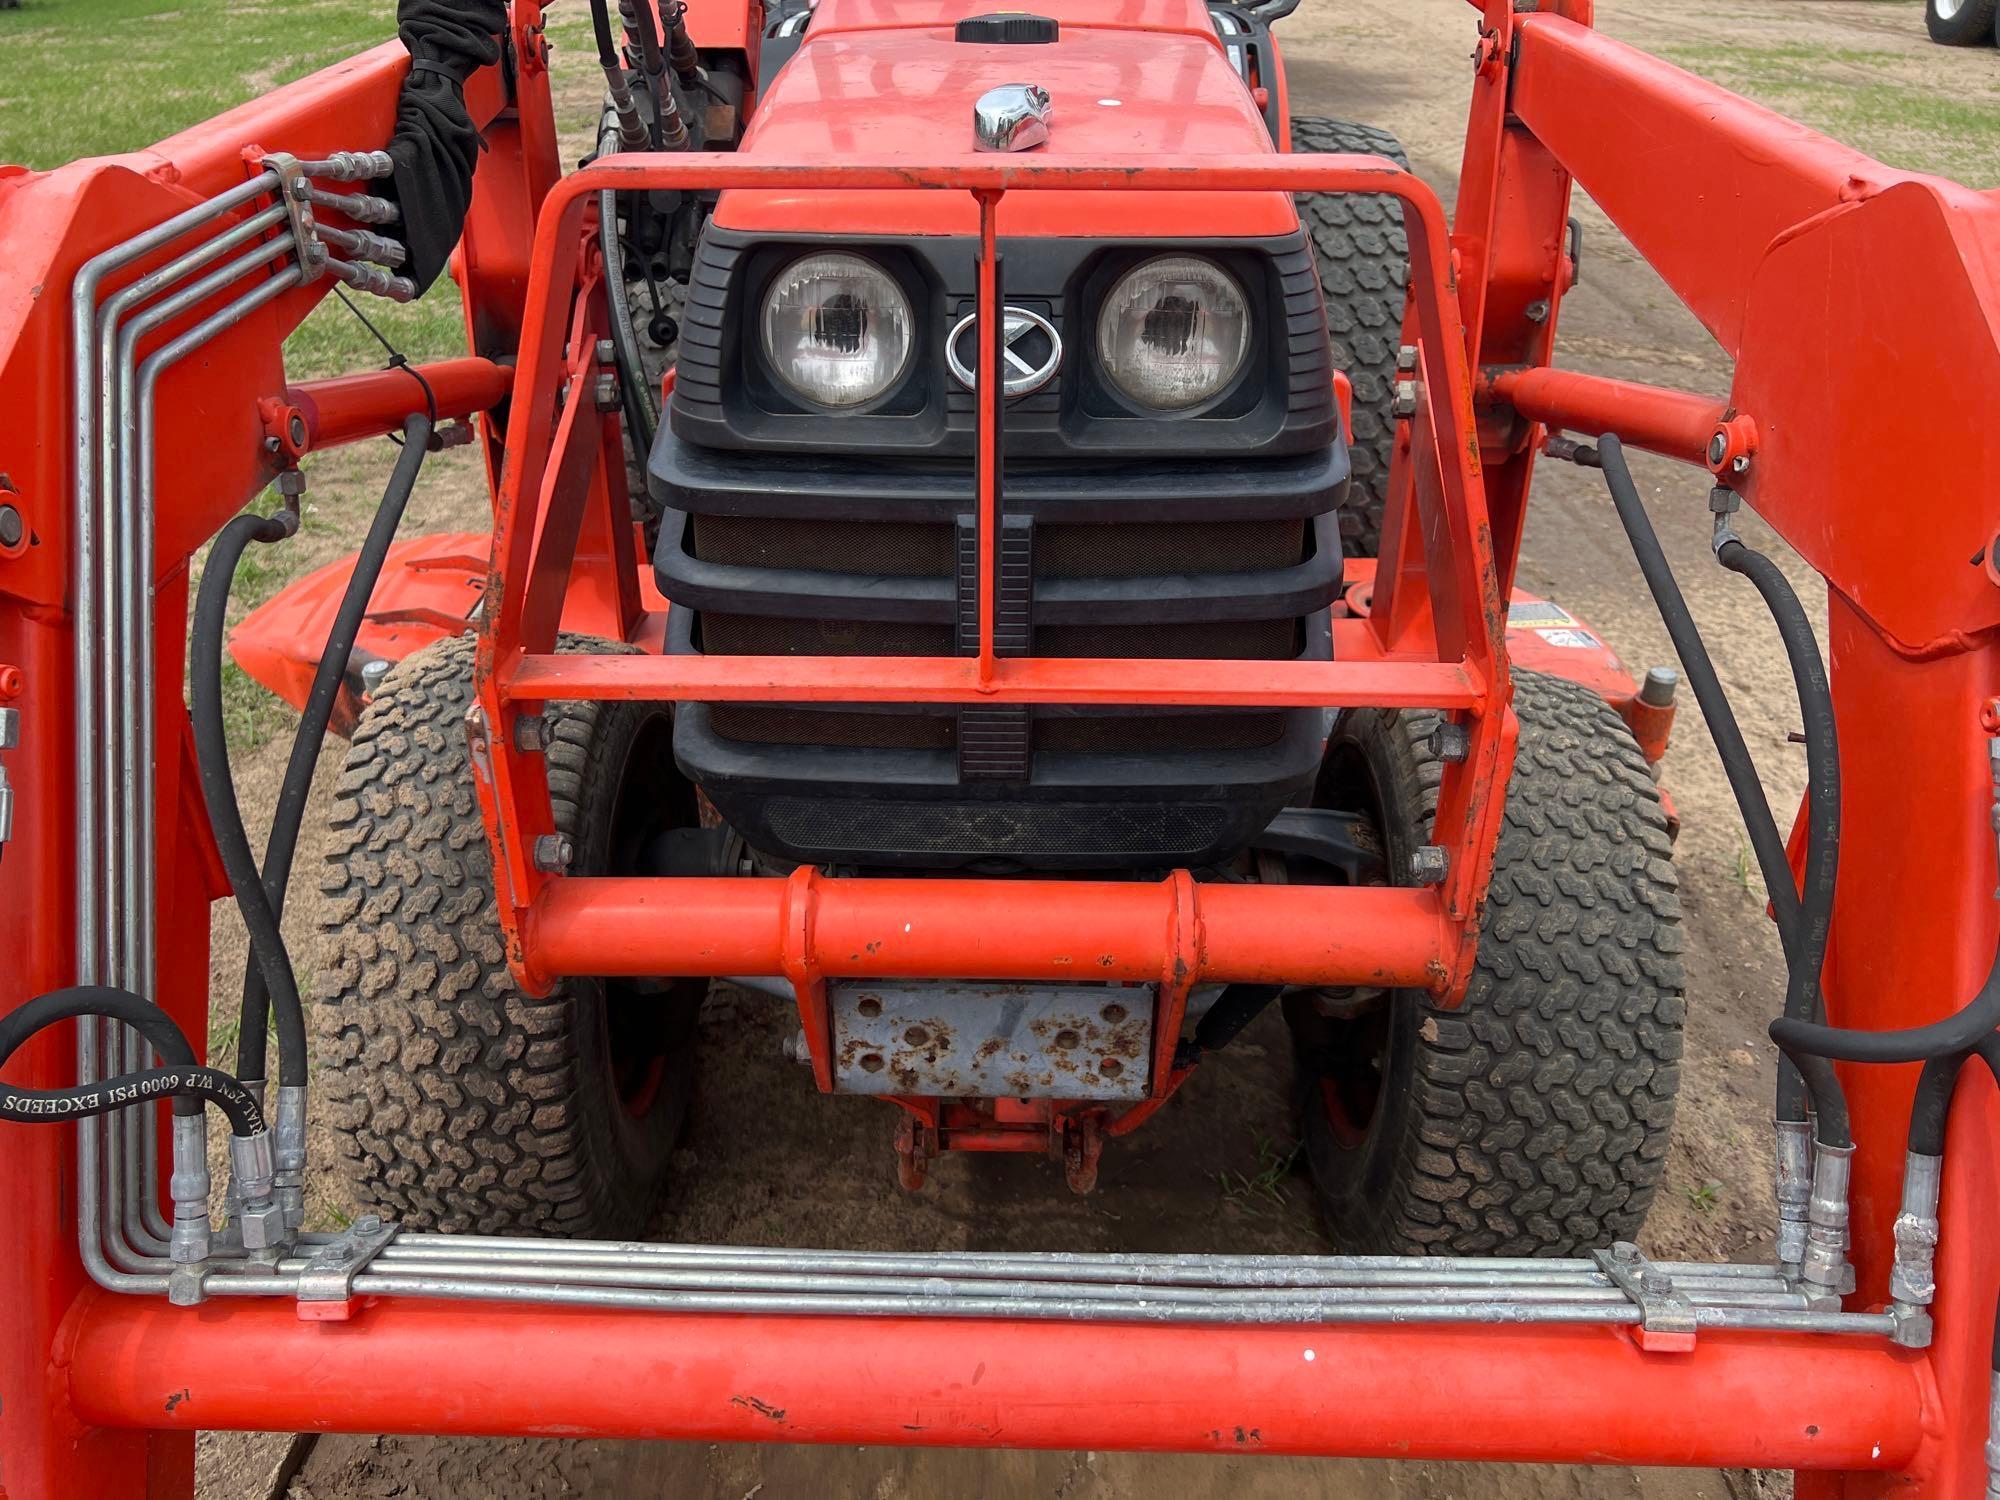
[1290,116,1411,559]
[1289,669,1685,1255]
[317,633,701,1237]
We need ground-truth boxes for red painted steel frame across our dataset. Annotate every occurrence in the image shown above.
[2,1,1997,1495]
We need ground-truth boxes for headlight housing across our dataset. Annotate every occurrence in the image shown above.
[760,252,914,408]
[1095,255,1252,411]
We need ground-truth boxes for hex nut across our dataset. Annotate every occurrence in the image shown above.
[237,1200,287,1250]
[1391,379,1419,418]
[1409,845,1449,885]
[533,833,575,873]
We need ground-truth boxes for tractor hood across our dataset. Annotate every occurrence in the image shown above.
[714,0,1296,238]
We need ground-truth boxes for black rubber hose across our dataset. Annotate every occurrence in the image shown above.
[0,1066,265,1135]
[588,0,622,69]
[1718,537,1839,1033]
[1175,984,1284,1067]
[1595,439,1804,954]
[1593,437,1837,1127]
[625,0,669,147]
[0,986,265,1134]
[598,124,657,460]
[191,510,308,1090]
[237,415,431,1078]
[0,985,196,1116]
[1909,1048,1969,1156]
[1775,939,2000,1065]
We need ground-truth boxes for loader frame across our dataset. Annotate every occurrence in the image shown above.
[3,0,1999,1494]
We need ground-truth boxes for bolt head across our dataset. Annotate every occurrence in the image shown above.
[1408,845,1449,885]
[513,713,554,752]
[1395,344,1418,374]
[1391,379,1419,418]
[533,833,575,873]
[594,373,622,412]
[237,1200,287,1250]
[595,337,616,364]
[1427,721,1470,763]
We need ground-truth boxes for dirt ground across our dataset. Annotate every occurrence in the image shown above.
[196,2,1990,1495]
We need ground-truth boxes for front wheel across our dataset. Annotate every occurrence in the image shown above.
[317,634,703,1237]
[1288,670,1686,1255]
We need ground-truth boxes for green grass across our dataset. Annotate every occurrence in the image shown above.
[1659,42,2000,187]
[0,0,469,380]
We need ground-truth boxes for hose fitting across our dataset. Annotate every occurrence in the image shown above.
[167,1112,212,1264]
[274,1082,308,1231]
[223,1076,267,1219]
[1772,1116,1813,1278]
[1801,1140,1856,1299]
[1887,1149,1942,1347]
[229,1127,285,1250]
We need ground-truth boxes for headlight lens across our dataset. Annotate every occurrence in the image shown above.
[1095,255,1251,410]
[760,253,914,408]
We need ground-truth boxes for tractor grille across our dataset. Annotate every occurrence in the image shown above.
[653,440,1346,869]
[692,515,1307,581]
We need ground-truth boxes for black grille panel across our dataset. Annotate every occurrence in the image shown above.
[710,705,956,750]
[764,797,1233,858]
[1036,520,1306,578]
[1036,619,1301,660]
[693,515,954,578]
[699,614,955,657]
[1036,713,1287,753]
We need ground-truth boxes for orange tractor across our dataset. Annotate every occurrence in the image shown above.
[1,0,1997,1493]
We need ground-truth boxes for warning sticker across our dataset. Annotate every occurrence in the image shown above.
[1534,626,1602,650]
[1506,600,1576,628]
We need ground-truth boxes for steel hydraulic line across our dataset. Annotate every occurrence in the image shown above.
[78,261,306,1287]
[100,229,300,1255]
[66,177,290,1288]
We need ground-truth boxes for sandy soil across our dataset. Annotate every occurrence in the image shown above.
[198,2,1981,1494]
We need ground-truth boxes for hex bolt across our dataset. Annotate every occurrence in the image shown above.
[1640,666,1679,707]
[1395,344,1417,374]
[0,504,23,548]
[1409,845,1449,885]
[595,337,616,364]
[1391,379,1419,419]
[513,714,554,752]
[594,373,622,412]
[356,1214,383,1235]
[532,833,575,873]
[1428,721,1470,763]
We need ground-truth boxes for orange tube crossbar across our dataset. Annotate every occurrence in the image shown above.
[60,1294,1927,1471]
[286,356,514,451]
[503,650,1485,709]
[1483,366,1726,466]
[524,876,1451,990]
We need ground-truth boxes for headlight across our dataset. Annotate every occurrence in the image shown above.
[1095,255,1251,411]
[760,253,914,408]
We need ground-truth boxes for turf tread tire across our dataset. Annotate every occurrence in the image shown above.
[316,633,692,1237]
[1290,116,1411,559]
[1926,0,1998,45]
[1295,670,1685,1255]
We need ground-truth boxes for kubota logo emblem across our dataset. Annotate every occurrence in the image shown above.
[945,306,1062,399]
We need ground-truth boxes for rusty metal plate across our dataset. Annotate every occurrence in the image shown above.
[828,981,1153,1100]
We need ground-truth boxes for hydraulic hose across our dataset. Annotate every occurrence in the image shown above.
[0,985,265,1135]
[236,415,432,1080]
[599,125,658,460]
[591,0,650,149]
[191,510,309,1090]
[623,0,670,149]
[1775,940,2000,1065]
[1592,437,1847,1135]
